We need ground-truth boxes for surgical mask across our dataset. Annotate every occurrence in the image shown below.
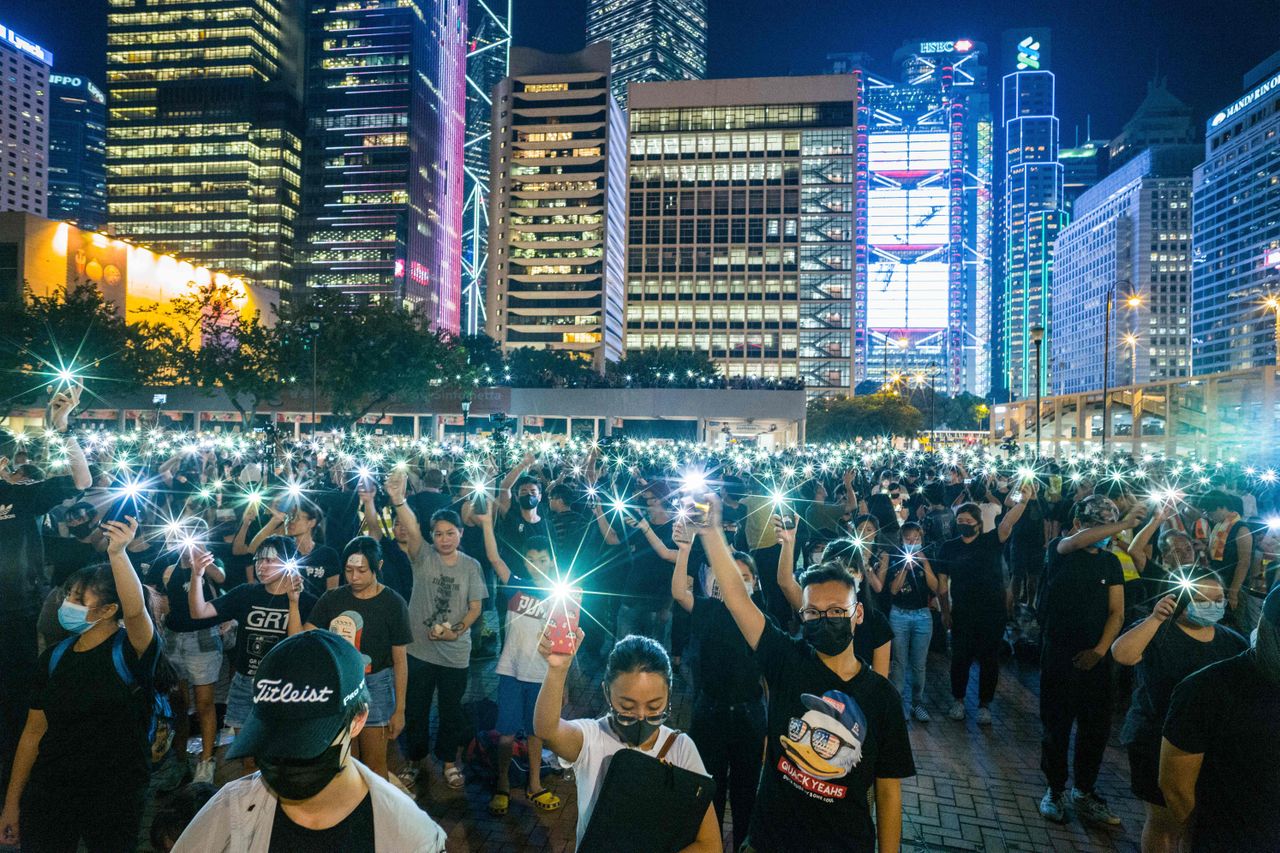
[258,737,350,801]
[1185,600,1226,626]
[957,523,979,538]
[605,701,668,748]
[903,542,922,554]
[1095,536,1112,550]
[801,616,853,656]
[57,600,102,635]
[517,494,540,511]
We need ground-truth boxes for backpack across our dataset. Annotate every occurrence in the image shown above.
[48,630,176,765]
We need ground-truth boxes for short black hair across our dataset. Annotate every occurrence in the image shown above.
[548,482,573,503]
[955,502,982,523]
[798,562,860,591]
[514,474,541,494]
[603,635,671,688]
[524,535,552,556]
[429,508,463,531]
[900,521,922,537]
[1199,490,1235,514]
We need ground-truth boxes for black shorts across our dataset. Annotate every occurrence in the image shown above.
[1128,745,1165,806]
[1010,548,1044,579]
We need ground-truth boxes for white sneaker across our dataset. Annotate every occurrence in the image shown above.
[193,758,216,785]
[947,700,966,721]
[976,707,993,726]
[912,704,931,722]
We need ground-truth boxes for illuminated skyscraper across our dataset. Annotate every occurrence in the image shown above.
[299,0,468,327]
[626,74,859,395]
[1059,137,1109,214]
[1192,52,1280,375]
[48,74,107,230]
[461,0,511,335]
[857,39,993,396]
[586,0,707,105]
[106,0,304,292]
[999,29,1064,400]
[486,44,627,366]
[0,21,52,217]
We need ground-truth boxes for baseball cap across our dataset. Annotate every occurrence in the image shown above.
[227,630,368,761]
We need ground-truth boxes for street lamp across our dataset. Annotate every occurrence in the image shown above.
[1264,293,1280,367]
[307,319,321,434]
[460,397,472,449]
[1030,325,1044,458]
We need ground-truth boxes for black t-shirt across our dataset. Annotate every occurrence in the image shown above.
[622,520,676,602]
[886,558,931,611]
[314,489,361,558]
[269,792,375,853]
[1163,651,1280,851]
[1009,498,1050,565]
[494,508,553,573]
[408,490,452,525]
[145,560,225,633]
[747,622,915,853]
[854,606,894,662]
[691,597,762,705]
[298,545,342,598]
[30,631,159,791]
[0,477,83,614]
[1209,520,1249,586]
[1040,540,1124,653]
[42,535,99,588]
[213,583,316,676]
[1119,621,1245,753]
[307,585,412,674]
[937,531,1005,616]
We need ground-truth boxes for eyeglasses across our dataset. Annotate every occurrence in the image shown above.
[787,717,856,761]
[609,706,669,727]
[798,606,854,622]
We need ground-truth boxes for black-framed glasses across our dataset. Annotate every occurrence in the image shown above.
[798,605,854,622]
[787,717,857,761]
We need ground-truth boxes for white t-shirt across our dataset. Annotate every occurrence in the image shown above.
[559,718,707,849]
[494,586,549,683]
[979,500,1001,533]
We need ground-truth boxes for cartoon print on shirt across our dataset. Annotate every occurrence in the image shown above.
[777,691,866,799]
[328,610,373,672]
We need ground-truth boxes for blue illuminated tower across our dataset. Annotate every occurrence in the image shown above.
[999,30,1064,400]
[461,0,512,335]
[586,0,707,105]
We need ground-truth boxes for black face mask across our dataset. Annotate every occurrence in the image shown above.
[801,616,853,656]
[258,738,348,801]
[607,710,665,747]
[518,494,540,511]
[957,522,979,537]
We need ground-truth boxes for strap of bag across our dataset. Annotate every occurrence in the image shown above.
[47,636,77,675]
[656,729,681,763]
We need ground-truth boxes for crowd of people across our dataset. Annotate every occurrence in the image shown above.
[1,384,1279,852]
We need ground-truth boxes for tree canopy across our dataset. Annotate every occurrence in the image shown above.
[806,393,925,441]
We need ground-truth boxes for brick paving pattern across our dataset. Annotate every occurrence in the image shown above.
[407,645,1145,853]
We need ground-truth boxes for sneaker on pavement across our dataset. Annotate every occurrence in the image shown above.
[947,700,965,721]
[976,707,993,726]
[912,704,931,722]
[1039,789,1070,824]
[193,758,215,785]
[1072,788,1122,826]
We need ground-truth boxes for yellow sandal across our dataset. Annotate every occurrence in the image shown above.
[527,788,562,812]
[488,791,510,816]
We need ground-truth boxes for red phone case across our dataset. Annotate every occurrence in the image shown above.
[546,597,582,655]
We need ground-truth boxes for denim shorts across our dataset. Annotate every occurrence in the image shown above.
[224,671,255,730]
[163,628,223,687]
[364,667,396,728]
[494,675,541,736]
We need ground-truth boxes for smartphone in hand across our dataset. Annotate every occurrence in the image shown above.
[546,594,582,655]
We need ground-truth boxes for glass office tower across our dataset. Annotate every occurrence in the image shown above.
[48,74,107,229]
[586,0,706,105]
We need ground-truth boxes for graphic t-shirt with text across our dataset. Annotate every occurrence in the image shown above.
[213,584,316,677]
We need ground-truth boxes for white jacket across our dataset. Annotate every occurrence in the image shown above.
[172,760,446,853]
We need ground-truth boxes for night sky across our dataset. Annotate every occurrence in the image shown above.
[4,0,1278,143]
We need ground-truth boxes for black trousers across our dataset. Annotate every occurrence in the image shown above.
[21,780,147,853]
[690,697,766,852]
[0,608,38,793]
[949,608,1004,705]
[1040,644,1112,794]
[403,654,470,764]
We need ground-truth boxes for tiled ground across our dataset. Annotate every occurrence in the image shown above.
[403,645,1145,853]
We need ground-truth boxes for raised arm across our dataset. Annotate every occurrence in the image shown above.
[1226,525,1253,612]
[101,517,154,656]
[187,549,223,621]
[474,508,513,585]
[231,502,258,556]
[997,482,1033,543]
[1127,505,1170,573]
[670,525,695,613]
[702,499,766,649]
[773,515,802,612]
[626,516,678,562]
[533,625,586,763]
[1058,503,1144,555]
[359,488,383,541]
[384,472,424,560]
[1112,594,1176,666]
[590,500,621,545]
[49,383,91,490]
[495,452,534,516]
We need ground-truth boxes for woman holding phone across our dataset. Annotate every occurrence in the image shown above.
[534,630,721,851]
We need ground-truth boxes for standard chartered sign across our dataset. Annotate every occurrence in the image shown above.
[1212,72,1280,128]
